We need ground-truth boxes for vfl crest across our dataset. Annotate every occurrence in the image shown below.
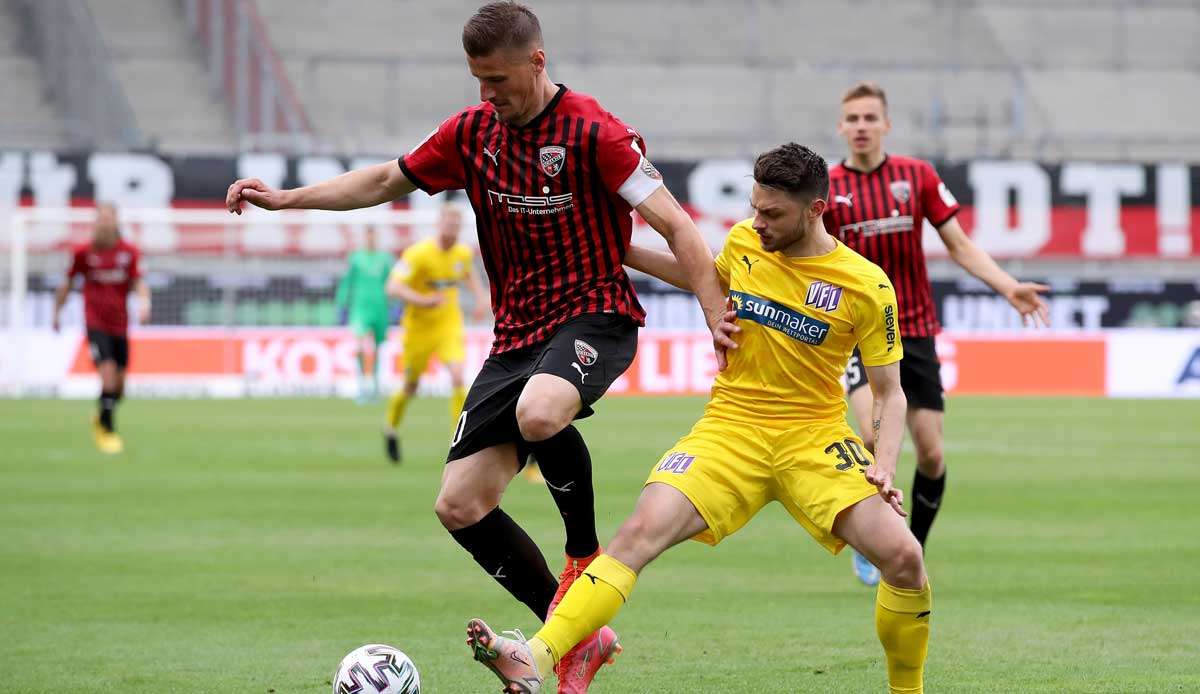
[574,339,598,366]
[539,145,566,177]
[889,180,911,204]
[805,280,844,312]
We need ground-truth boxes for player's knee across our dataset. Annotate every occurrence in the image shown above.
[607,514,662,571]
[916,444,944,476]
[433,490,492,531]
[515,401,568,442]
[880,536,925,589]
[403,379,420,396]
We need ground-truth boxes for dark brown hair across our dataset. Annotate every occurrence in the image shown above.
[462,2,543,57]
[753,143,829,201]
[841,81,888,109]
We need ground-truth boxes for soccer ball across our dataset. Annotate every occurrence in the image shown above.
[332,644,420,694]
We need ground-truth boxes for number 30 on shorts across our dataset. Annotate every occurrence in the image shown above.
[824,438,870,472]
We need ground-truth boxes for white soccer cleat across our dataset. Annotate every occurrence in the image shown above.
[466,618,544,693]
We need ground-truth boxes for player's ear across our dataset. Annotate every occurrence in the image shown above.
[809,197,827,219]
[530,46,546,73]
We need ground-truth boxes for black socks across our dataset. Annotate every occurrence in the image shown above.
[449,507,557,621]
[529,425,599,559]
[909,469,945,547]
[98,391,118,432]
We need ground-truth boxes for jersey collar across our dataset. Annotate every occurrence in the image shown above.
[841,153,889,176]
[510,83,567,131]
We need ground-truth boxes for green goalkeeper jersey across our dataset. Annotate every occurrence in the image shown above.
[335,249,394,319]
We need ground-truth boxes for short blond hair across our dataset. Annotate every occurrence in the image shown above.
[841,81,888,110]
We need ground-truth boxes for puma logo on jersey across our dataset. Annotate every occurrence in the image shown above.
[483,147,500,166]
[571,362,589,383]
[741,255,759,273]
[835,193,854,207]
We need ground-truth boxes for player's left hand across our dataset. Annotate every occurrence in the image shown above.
[138,302,151,325]
[1006,282,1051,328]
[471,304,489,322]
[706,298,740,371]
[865,464,907,517]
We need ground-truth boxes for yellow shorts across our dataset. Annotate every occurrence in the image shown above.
[400,319,465,377]
[645,413,879,553]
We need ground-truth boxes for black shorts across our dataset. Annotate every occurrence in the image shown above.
[87,328,129,369]
[846,336,944,412]
[446,313,639,464]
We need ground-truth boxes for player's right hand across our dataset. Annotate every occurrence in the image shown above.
[865,464,907,518]
[421,292,446,308]
[51,315,60,333]
[226,178,286,214]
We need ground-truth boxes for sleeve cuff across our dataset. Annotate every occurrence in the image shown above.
[397,157,433,194]
[930,209,959,229]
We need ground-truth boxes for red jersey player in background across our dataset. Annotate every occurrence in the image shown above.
[52,203,150,455]
[824,82,1049,587]
[225,4,735,691]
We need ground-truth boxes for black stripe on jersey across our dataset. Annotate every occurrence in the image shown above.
[568,116,598,289]
[497,119,531,348]
[585,121,623,315]
[883,163,907,321]
[862,168,884,271]
[906,162,935,334]
[539,114,579,309]
[877,162,899,311]
[844,169,864,246]
[904,164,923,326]
[466,112,507,320]
[835,174,854,241]
[515,120,556,330]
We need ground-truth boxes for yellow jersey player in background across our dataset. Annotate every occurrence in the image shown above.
[384,202,489,463]
[465,144,933,694]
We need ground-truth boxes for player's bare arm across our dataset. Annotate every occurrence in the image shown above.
[387,278,444,308]
[624,245,696,292]
[635,187,739,368]
[226,160,417,214]
[133,277,151,324]
[51,281,71,332]
[936,217,1050,327]
[863,361,908,517]
[464,262,490,321]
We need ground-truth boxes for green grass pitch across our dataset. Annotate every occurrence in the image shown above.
[2,396,1198,693]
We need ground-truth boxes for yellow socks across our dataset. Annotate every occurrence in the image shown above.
[876,579,932,694]
[531,554,637,671]
[450,386,467,427]
[385,391,409,428]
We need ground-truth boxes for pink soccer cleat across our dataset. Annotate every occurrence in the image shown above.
[547,551,622,694]
[555,624,622,694]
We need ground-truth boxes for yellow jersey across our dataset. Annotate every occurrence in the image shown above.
[390,239,473,326]
[708,220,903,425]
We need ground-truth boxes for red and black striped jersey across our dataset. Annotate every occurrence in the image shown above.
[823,154,960,338]
[399,84,660,354]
